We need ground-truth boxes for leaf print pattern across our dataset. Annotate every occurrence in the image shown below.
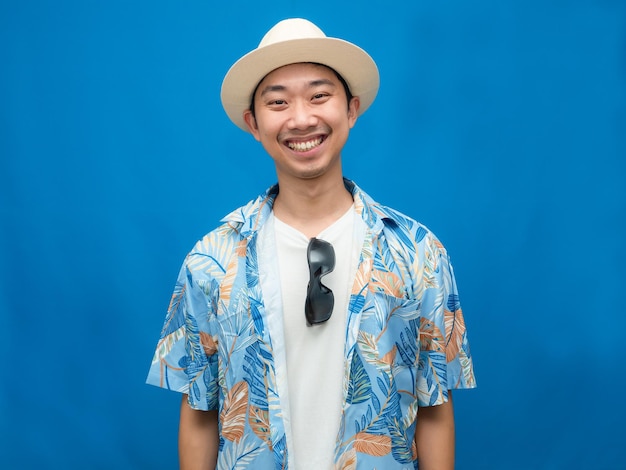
[218,434,263,469]
[272,434,287,469]
[336,447,357,470]
[219,239,246,306]
[200,332,217,356]
[357,331,380,366]
[161,283,186,336]
[187,229,235,280]
[419,318,446,353]
[389,417,413,464]
[395,320,419,366]
[242,343,270,408]
[444,307,465,362]
[417,352,448,406]
[248,405,271,448]
[460,337,477,388]
[347,352,372,404]
[353,432,392,457]
[147,179,475,469]
[220,380,248,443]
[370,269,404,297]
[381,344,397,366]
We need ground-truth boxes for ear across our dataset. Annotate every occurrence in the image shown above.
[348,96,360,128]
[243,110,261,141]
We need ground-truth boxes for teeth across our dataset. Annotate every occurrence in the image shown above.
[288,137,323,152]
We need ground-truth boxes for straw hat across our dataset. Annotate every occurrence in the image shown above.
[220,18,380,132]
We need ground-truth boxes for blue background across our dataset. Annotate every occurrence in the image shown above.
[1,1,624,468]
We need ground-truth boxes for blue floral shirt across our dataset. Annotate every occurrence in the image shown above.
[147,179,476,469]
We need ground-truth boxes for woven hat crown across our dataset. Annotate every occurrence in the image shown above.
[258,18,326,46]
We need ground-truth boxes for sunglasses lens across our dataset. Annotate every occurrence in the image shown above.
[305,282,334,325]
[306,238,336,326]
[308,238,335,274]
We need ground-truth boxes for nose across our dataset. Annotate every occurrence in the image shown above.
[287,100,318,130]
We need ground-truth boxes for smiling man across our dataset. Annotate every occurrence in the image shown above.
[147,18,476,470]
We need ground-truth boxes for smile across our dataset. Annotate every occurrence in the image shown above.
[286,136,324,152]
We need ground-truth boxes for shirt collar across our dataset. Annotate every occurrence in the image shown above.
[221,179,387,239]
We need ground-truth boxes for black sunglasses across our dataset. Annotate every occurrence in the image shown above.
[305,237,336,326]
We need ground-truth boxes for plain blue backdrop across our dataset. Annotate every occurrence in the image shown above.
[1,1,625,468]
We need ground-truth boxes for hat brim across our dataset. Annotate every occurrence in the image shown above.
[220,37,379,132]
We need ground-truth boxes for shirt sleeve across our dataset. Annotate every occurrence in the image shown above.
[416,236,476,407]
[146,256,220,411]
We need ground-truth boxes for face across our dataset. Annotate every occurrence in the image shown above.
[243,63,360,183]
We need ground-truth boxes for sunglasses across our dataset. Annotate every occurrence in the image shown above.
[305,237,336,326]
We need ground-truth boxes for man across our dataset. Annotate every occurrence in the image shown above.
[147,18,476,470]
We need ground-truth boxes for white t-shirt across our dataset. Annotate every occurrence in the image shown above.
[272,207,360,469]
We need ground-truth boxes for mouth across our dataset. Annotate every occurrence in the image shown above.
[285,135,325,152]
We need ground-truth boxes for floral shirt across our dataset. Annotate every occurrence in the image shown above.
[147,179,476,469]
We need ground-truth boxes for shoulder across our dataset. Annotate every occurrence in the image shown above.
[181,217,245,283]
[351,181,444,254]
[185,187,268,261]
[377,204,447,256]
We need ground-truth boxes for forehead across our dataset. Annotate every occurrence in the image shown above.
[255,63,339,91]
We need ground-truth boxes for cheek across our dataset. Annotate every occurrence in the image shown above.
[254,116,281,140]
[259,128,279,144]
[329,107,356,129]
[257,129,284,156]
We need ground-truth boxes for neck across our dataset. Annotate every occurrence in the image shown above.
[273,175,353,239]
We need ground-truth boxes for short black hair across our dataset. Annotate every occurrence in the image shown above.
[248,62,354,119]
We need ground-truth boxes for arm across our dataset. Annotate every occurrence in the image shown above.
[414,391,455,470]
[179,394,219,470]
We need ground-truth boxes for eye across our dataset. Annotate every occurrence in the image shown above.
[312,93,330,101]
[265,98,288,110]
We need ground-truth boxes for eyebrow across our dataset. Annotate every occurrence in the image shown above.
[259,78,337,97]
